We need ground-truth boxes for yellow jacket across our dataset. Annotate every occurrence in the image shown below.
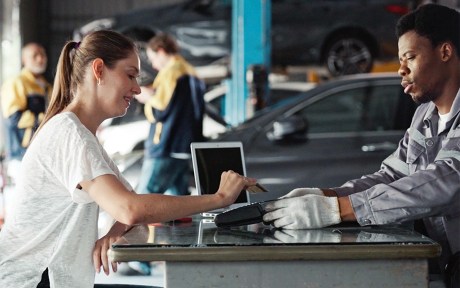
[1,68,51,117]
[1,68,52,147]
[144,55,197,123]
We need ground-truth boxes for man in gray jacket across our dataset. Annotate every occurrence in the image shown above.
[263,4,459,286]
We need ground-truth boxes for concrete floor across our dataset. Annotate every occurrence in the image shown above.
[94,262,164,287]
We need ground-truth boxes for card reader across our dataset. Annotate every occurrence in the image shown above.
[214,200,275,228]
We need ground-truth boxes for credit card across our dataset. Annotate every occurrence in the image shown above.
[247,183,269,193]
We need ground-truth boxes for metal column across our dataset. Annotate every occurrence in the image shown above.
[226,0,271,126]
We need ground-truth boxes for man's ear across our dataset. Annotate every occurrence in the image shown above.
[440,42,453,62]
[92,58,104,81]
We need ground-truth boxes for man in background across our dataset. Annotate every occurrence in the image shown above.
[1,42,51,163]
[130,33,205,276]
[0,42,51,225]
[135,33,205,197]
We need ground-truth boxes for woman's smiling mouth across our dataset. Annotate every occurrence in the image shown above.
[123,96,132,106]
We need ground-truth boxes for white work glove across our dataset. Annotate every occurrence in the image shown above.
[264,229,341,244]
[280,187,324,199]
[263,194,341,229]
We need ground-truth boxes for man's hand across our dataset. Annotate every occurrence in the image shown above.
[281,187,324,198]
[263,194,341,229]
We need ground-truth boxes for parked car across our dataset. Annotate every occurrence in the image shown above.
[204,80,317,122]
[73,0,411,83]
[117,73,416,195]
[212,73,417,202]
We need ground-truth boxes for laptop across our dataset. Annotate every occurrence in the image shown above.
[191,141,251,217]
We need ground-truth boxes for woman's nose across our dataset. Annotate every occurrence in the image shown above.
[133,81,141,95]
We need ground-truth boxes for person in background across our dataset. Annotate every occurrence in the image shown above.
[130,32,206,276]
[1,42,51,162]
[0,42,52,228]
[135,33,206,197]
[263,4,459,287]
[0,30,256,288]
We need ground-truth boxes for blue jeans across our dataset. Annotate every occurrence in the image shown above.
[4,112,26,160]
[137,157,190,196]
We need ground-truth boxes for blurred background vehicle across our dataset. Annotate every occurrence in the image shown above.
[215,73,417,202]
[73,0,411,84]
[117,73,417,196]
[97,79,317,186]
[204,80,317,124]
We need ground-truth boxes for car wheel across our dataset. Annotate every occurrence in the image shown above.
[324,35,374,77]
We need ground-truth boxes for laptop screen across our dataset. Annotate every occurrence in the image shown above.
[191,142,250,208]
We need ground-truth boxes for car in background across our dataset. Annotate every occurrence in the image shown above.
[97,80,317,187]
[212,73,417,202]
[204,80,317,125]
[73,0,412,83]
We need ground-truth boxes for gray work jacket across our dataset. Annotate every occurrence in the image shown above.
[333,89,460,268]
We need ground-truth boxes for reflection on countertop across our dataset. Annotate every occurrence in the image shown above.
[116,217,437,247]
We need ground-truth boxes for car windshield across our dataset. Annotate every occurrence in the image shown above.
[242,93,304,124]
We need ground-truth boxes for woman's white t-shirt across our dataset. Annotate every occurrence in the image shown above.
[0,112,133,287]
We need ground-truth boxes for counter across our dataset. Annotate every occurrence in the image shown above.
[109,218,440,287]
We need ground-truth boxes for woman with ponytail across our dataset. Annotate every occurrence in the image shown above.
[0,30,255,287]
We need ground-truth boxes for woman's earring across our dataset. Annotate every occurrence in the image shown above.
[97,78,101,86]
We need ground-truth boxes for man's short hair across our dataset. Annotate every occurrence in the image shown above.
[396,4,460,56]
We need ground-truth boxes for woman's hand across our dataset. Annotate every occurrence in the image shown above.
[92,222,131,275]
[216,170,257,207]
